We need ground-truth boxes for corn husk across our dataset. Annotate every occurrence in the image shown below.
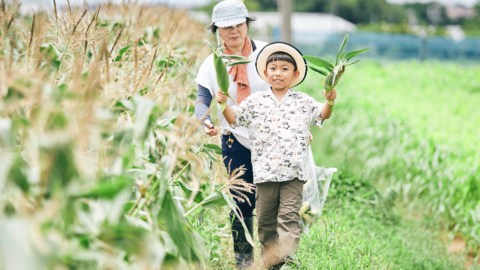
[304,34,370,112]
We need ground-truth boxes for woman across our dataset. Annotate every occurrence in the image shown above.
[194,0,269,268]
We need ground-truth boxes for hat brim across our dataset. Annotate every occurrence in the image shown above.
[256,42,307,89]
[214,17,246,28]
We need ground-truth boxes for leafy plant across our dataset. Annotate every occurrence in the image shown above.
[304,34,370,112]
[0,3,236,269]
[203,31,251,111]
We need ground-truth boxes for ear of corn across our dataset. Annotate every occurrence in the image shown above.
[304,34,370,112]
[203,32,251,111]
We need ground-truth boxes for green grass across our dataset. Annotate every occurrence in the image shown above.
[197,172,468,269]
[298,174,465,270]
[201,61,480,269]
[298,60,480,253]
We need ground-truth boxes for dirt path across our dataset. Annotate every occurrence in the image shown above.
[445,234,479,269]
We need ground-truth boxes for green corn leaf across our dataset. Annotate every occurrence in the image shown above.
[221,191,254,246]
[98,224,149,255]
[219,101,227,112]
[214,53,229,96]
[216,30,221,47]
[40,43,61,68]
[346,59,362,66]
[308,65,328,76]
[203,38,216,52]
[71,176,132,199]
[346,48,371,60]
[340,51,346,61]
[202,143,222,155]
[219,54,247,60]
[303,56,334,72]
[336,34,349,65]
[201,191,228,209]
[227,60,252,67]
[113,42,133,62]
[177,180,204,203]
[8,155,29,193]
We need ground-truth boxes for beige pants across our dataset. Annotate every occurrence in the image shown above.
[256,179,304,269]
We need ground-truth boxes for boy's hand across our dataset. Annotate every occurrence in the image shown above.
[216,90,228,104]
[323,89,337,101]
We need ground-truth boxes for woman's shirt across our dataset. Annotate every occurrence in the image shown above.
[194,40,270,149]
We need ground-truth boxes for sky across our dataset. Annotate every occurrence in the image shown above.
[16,0,480,8]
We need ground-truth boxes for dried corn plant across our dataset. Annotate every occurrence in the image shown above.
[0,2,235,269]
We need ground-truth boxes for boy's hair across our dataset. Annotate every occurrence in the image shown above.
[266,52,298,71]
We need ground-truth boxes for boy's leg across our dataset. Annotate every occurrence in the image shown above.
[256,182,280,268]
[275,179,304,269]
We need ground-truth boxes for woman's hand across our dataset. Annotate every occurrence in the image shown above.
[203,119,219,136]
[323,89,337,101]
[216,90,228,104]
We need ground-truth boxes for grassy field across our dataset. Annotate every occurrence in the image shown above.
[1,2,479,269]
[195,61,480,269]
[298,60,480,268]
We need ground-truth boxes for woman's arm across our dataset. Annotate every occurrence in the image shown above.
[195,84,218,136]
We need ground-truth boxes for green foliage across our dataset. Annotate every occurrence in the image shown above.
[203,34,251,111]
[462,16,480,37]
[304,34,370,111]
[255,0,408,24]
[299,60,480,253]
[0,3,232,269]
[404,3,450,25]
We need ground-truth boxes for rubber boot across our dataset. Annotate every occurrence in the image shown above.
[231,213,255,269]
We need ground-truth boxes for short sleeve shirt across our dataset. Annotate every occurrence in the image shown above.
[231,88,325,184]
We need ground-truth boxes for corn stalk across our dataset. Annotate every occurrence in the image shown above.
[304,34,370,112]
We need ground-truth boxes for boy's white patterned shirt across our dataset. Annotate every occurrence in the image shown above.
[231,88,325,184]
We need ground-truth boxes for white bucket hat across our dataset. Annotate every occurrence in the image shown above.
[256,42,308,88]
[212,0,249,28]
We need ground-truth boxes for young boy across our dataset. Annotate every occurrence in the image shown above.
[217,42,336,269]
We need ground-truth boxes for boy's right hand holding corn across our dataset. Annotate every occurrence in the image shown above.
[216,90,236,125]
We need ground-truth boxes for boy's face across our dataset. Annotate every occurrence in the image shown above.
[264,60,299,91]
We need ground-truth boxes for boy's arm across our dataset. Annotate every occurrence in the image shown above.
[223,103,236,124]
[321,99,333,119]
[320,89,337,119]
[216,90,248,127]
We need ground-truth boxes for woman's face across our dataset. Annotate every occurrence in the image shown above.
[218,22,248,48]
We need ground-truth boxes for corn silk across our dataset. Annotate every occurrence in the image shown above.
[301,147,337,235]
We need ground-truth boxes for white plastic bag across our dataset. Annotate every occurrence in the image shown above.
[300,146,337,234]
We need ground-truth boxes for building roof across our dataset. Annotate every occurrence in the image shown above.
[445,5,477,20]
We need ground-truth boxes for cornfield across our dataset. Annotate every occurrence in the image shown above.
[0,2,233,269]
[2,1,480,269]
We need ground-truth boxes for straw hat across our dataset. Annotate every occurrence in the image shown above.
[256,42,307,88]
